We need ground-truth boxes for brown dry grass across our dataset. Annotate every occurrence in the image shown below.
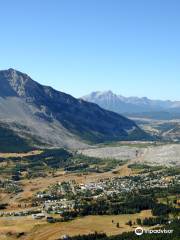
[25,210,153,240]
[0,216,46,240]
[0,210,152,240]
[0,150,42,159]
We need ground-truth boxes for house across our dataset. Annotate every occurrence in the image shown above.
[32,213,45,219]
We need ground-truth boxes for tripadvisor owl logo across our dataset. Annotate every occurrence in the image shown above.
[135,227,144,235]
[135,227,174,235]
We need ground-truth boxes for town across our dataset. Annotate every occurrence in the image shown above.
[1,166,179,221]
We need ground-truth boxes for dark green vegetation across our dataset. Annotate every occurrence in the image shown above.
[128,163,164,173]
[62,195,155,218]
[0,149,72,178]
[66,219,180,239]
[0,149,123,179]
[65,154,125,173]
[164,167,180,176]
[61,191,180,219]
[0,123,33,153]
[136,216,168,226]
[0,203,8,210]
[25,149,72,168]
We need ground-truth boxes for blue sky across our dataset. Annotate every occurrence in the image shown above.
[0,0,180,100]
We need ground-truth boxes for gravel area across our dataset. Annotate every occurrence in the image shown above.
[78,146,144,160]
[79,144,180,166]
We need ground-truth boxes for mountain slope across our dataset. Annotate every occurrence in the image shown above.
[0,122,32,152]
[0,69,150,150]
[82,91,180,117]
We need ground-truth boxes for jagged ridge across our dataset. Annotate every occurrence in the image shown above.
[0,69,150,150]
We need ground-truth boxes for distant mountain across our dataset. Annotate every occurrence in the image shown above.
[82,91,180,119]
[0,69,150,151]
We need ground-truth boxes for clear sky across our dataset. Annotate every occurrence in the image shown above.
[0,0,180,100]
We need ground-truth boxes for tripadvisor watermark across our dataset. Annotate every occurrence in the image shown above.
[135,227,174,236]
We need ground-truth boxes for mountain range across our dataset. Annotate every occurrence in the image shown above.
[82,91,180,119]
[0,69,149,152]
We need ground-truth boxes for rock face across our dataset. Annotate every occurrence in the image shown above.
[0,69,149,149]
[82,91,180,116]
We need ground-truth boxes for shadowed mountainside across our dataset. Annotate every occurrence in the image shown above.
[0,69,150,150]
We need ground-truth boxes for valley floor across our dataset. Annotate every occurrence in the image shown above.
[0,142,179,240]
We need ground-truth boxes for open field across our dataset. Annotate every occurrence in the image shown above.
[0,150,42,159]
[0,216,46,239]
[0,210,153,240]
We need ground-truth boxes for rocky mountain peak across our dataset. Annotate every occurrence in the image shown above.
[0,69,43,99]
[0,69,151,146]
[82,91,180,114]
